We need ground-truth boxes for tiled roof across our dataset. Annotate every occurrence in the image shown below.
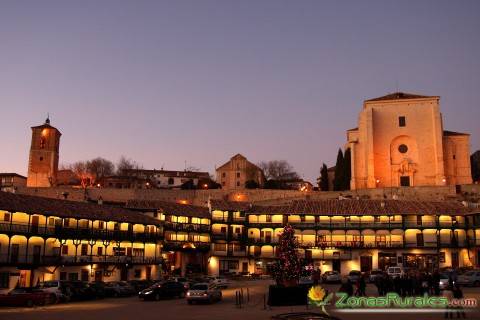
[126,200,210,218]
[0,173,26,178]
[0,191,158,225]
[366,92,437,102]
[209,199,252,212]
[211,199,474,215]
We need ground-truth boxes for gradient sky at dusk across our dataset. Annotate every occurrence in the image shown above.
[1,0,479,183]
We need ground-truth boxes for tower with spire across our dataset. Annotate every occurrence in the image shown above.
[26,116,61,187]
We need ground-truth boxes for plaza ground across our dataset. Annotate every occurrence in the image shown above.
[1,280,480,320]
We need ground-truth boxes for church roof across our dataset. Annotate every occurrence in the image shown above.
[216,153,260,172]
[31,117,61,134]
[443,130,469,136]
[366,92,438,102]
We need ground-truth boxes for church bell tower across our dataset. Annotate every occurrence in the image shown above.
[26,117,61,187]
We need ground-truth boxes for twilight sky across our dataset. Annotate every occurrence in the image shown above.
[1,0,479,183]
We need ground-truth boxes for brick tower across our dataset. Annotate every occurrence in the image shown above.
[26,117,61,187]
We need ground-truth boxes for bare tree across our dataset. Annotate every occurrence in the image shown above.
[116,156,142,175]
[87,157,114,182]
[69,161,93,188]
[257,160,300,181]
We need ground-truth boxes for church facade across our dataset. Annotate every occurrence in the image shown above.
[347,92,472,190]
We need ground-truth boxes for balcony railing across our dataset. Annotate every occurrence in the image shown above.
[163,222,210,233]
[162,240,211,251]
[0,222,162,242]
[0,254,163,265]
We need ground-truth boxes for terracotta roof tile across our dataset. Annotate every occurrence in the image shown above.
[0,191,158,225]
[126,200,210,218]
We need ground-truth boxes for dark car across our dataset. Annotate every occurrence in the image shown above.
[88,281,106,299]
[64,281,97,301]
[104,281,136,297]
[139,281,186,300]
[128,280,155,292]
[0,287,56,307]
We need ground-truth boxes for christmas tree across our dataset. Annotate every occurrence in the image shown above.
[272,224,302,285]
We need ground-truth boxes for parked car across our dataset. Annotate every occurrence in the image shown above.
[0,288,56,307]
[457,270,480,286]
[386,266,403,279]
[208,276,230,288]
[347,270,362,283]
[65,281,97,301]
[368,269,384,283]
[138,281,186,300]
[321,271,341,283]
[186,283,222,304]
[169,277,191,290]
[87,281,106,299]
[36,280,69,302]
[104,281,136,297]
[128,280,155,292]
[439,273,451,290]
[298,276,314,287]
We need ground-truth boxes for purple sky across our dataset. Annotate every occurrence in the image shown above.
[1,1,479,183]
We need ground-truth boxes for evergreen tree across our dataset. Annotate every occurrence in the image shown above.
[272,225,302,284]
[343,148,352,190]
[317,163,329,191]
[471,151,480,182]
[333,149,344,191]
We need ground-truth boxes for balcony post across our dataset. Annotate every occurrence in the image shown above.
[6,235,11,264]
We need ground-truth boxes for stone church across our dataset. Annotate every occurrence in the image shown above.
[347,92,472,190]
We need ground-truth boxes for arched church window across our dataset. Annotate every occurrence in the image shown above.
[398,144,408,154]
[40,137,46,149]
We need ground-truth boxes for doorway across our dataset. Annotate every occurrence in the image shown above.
[33,245,41,264]
[332,260,341,272]
[120,267,128,281]
[400,176,410,187]
[360,256,372,272]
[31,216,39,233]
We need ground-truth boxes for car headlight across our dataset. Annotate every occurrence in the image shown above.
[144,290,153,294]
[187,292,190,296]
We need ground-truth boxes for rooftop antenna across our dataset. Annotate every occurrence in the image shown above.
[45,112,50,124]
[184,160,187,171]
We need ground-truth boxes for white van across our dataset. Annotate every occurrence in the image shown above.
[386,266,403,278]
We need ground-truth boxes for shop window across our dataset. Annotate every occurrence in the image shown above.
[0,272,9,288]
[81,270,89,282]
[68,273,78,281]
